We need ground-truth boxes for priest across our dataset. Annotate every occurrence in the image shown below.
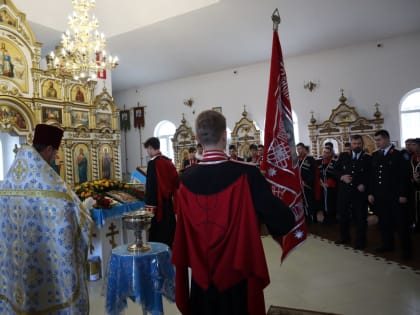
[172,110,295,315]
[0,124,92,314]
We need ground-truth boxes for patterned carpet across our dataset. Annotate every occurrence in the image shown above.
[307,221,420,274]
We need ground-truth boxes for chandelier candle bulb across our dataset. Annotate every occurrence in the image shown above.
[48,0,119,82]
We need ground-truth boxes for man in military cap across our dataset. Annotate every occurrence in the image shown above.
[0,124,92,314]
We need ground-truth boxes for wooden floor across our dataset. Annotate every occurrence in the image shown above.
[308,220,420,272]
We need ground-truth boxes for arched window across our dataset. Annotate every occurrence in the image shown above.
[292,110,300,144]
[400,89,420,146]
[154,120,176,160]
[226,127,232,152]
[260,110,299,146]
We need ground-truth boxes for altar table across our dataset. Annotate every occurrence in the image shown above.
[88,201,145,277]
[106,242,175,315]
[90,201,145,228]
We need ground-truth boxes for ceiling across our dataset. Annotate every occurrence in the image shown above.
[12,0,420,93]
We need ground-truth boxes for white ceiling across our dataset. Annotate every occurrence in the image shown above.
[12,0,420,93]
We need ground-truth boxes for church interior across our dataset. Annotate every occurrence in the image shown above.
[1,0,420,314]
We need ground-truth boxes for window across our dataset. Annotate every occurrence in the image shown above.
[400,89,420,146]
[226,127,232,152]
[154,120,176,160]
[292,110,300,144]
[260,109,299,145]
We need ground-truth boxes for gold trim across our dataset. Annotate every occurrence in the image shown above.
[0,189,73,201]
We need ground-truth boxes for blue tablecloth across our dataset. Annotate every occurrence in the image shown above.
[90,201,145,228]
[106,242,175,315]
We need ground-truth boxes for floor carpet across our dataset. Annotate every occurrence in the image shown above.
[267,305,342,315]
[307,220,420,273]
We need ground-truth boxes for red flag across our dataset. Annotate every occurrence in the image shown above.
[96,52,107,79]
[134,107,145,128]
[260,29,307,262]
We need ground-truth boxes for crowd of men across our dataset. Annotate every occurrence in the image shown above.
[297,131,420,260]
[181,143,264,170]
[4,120,416,314]
[172,129,420,262]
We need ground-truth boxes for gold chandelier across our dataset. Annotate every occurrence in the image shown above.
[47,0,118,81]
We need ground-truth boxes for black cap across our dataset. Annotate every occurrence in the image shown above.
[33,124,64,150]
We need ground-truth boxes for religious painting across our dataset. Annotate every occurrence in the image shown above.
[96,112,111,128]
[133,107,145,128]
[51,146,65,179]
[42,80,60,99]
[239,143,250,161]
[119,110,130,131]
[73,143,90,185]
[362,135,375,153]
[0,105,27,130]
[106,190,138,203]
[71,85,86,103]
[41,106,63,124]
[0,39,28,92]
[71,110,89,128]
[99,144,113,180]
[0,10,17,27]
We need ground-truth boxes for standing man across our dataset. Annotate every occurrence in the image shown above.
[246,143,260,166]
[317,146,337,224]
[196,143,204,161]
[172,110,294,315]
[409,138,420,231]
[144,137,178,247]
[296,142,319,224]
[228,144,244,161]
[335,135,371,249]
[0,124,92,314]
[368,130,412,259]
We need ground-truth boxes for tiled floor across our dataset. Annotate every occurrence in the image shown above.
[90,235,420,315]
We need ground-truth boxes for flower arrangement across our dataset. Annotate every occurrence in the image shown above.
[75,179,145,209]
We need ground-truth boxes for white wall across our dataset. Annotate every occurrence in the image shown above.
[114,32,420,173]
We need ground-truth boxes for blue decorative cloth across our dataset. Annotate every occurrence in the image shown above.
[90,201,145,228]
[106,242,175,315]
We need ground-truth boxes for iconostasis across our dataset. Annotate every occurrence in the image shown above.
[308,91,384,157]
[0,0,122,186]
[172,108,262,169]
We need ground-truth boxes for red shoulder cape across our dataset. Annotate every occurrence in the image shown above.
[172,174,269,315]
[154,156,178,221]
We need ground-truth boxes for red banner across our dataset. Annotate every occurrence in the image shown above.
[134,107,145,128]
[96,52,107,79]
[260,30,307,262]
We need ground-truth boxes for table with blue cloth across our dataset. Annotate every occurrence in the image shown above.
[90,200,145,228]
[88,201,145,278]
[106,242,175,315]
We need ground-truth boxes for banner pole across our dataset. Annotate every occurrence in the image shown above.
[123,104,129,178]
